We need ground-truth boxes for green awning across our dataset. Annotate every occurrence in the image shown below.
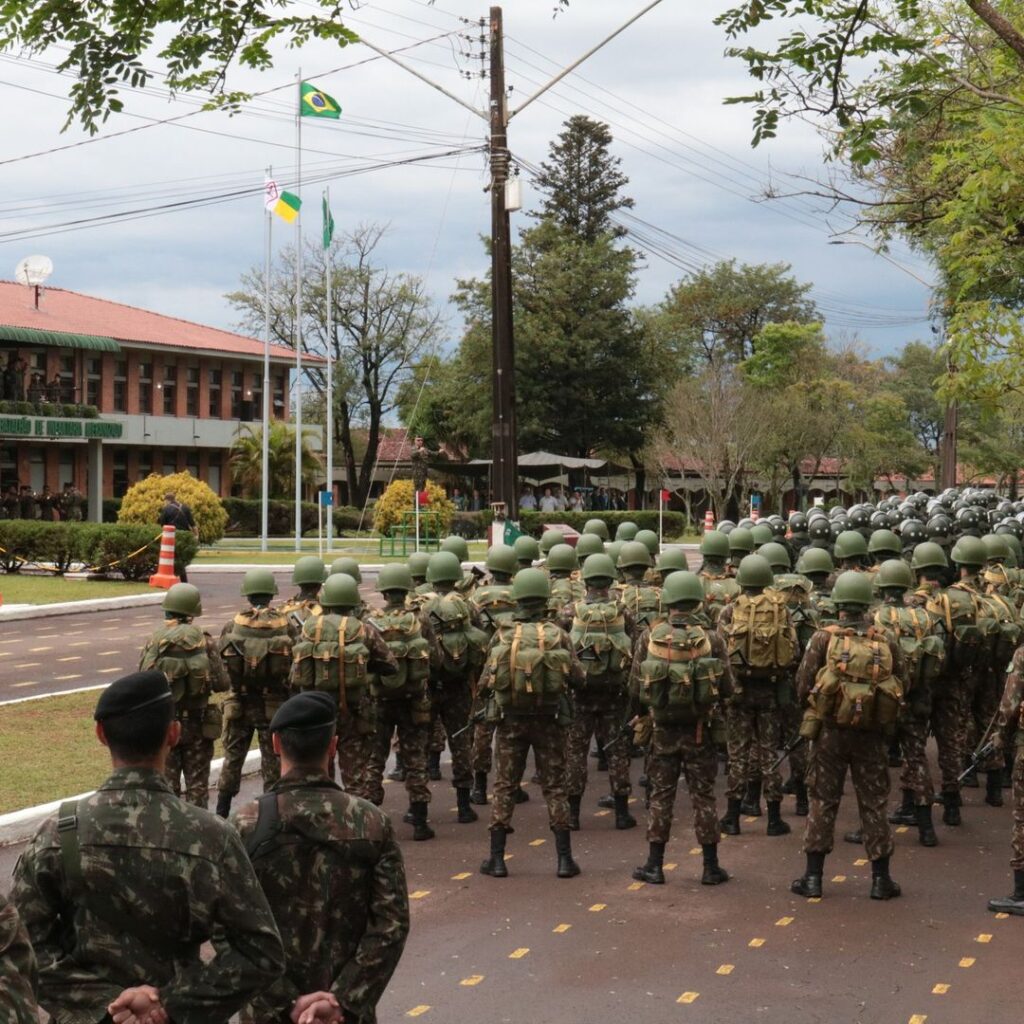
[0,325,121,352]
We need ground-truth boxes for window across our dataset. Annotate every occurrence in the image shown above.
[208,367,222,418]
[230,370,243,419]
[162,361,177,415]
[112,448,129,498]
[137,449,152,481]
[86,358,102,408]
[272,372,286,417]
[58,355,75,403]
[207,460,221,495]
[186,365,199,417]
[113,361,127,412]
[186,451,200,479]
[250,370,263,421]
[138,362,152,414]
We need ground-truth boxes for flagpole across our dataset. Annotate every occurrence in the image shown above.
[324,185,334,554]
[294,67,303,553]
[261,164,273,553]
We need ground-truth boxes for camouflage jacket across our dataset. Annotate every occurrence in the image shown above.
[231,769,410,1024]
[11,767,284,1024]
[0,892,37,1024]
[994,645,1024,749]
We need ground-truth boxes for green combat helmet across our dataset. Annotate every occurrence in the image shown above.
[750,523,774,546]
[426,551,462,584]
[582,552,617,583]
[735,554,774,589]
[635,529,659,557]
[540,529,567,555]
[583,518,610,541]
[951,535,986,568]
[512,567,551,602]
[833,530,869,561]
[164,582,202,618]
[868,530,902,560]
[321,573,360,609]
[440,535,470,563]
[575,533,605,559]
[292,555,327,587]
[604,541,624,570]
[700,530,731,559]
[797,547,835,576]
[513,534,541,566]
[728,527,755,556]
[758,542,791,572]
[831,570,874,608]
[546,543,579,573]
[661,571,705,607]
[407,552,431,582]
[617,540,653,569]
[876,559,914,591]
[910,542,949,572]
[485,543,518,577]
[656,548,688,576]
[241,568,278,598]
[329,556,362,583]
[377,564,413,594]
[615,521,639,542]
[982,533,1012,564]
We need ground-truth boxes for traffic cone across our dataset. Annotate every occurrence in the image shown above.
[704,508,714,532]
[149,525,180,589]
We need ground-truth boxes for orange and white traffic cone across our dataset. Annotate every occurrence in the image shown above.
[704,508,714,532]
[149,525,180,589]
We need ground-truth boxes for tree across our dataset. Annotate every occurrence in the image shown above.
[229,420,320,501]
[228,224,442,508]
[118,472,227,543]
[0,1,357,133]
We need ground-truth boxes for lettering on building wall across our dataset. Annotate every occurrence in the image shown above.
[0,416,123,440]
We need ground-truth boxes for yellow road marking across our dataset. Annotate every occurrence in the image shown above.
[676,992,699,1004]
[976,934,992,943]
[13,663,40,669]
[508,948,529,959]
[98,651,120,656]
[628,797,638,804]
[908,1016,927,1024]
[994,912,1009,919]
[749,938,765,948]
[406,1006,430,1017]
[460,975,484,987]
[589,903,606,912]
[743,817,757,823]
[505,854,514,860]
[627,881,644,891]
[11,681,39,688]
[854,858,868,866]
[57,657,80,663]
[409,890,430,900]
[776,916,794,927]
[451,872,471,881]
[895,826,909,834]
[553,924,571,933]
[664,862,677,871]
[34,634,58,639]
[97,667,123,674]
[67,641,91,646]
[832,875,846,883]
[595,810,611,817]
[0,652,12,657]
[54,674,81,681]
[529,839,546,846]
[808,897,822,904]
[958,958,975,968]
[716,965,734,975]
[932,984,949,995]
[28,646,52,652]
[689,847,701,855]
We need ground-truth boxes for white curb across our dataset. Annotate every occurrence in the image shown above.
[0,592,165,621]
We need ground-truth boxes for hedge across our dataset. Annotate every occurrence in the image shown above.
[518,510,689,539]
[449,511,494,539]
[0,400,98,418]
[222,497,365,537]
[0,521,198,580]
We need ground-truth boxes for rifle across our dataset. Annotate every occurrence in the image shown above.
[603,714,640,754]
[957,708,1001,784]
[769,734,807,774]
[450,704,487,741]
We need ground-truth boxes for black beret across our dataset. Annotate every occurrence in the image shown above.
[94,671,172,722]
[270,692,337,732]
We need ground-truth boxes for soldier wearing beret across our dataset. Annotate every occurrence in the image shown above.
[231,692,410,1024]
[11,670,285,1024]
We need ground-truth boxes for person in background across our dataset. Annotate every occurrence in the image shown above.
[451,488,467,512]
[569,490,585,511]
[519,486,537,512]
[540,487,559,513]
[471,489,483,511]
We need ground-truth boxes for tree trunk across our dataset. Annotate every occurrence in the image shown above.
[338,400,359,510]
[630,454,647,510]
[354,405,382,510]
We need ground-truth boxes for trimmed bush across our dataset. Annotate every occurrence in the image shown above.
[518,510,688,539]
[373,479,454,537]
[118,472,227,543]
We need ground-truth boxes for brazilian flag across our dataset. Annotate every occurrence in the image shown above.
[300,81,341,119]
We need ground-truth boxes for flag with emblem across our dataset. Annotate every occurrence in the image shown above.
[322,193,335,249]
[301,81,341,119]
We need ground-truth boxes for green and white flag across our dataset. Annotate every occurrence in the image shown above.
[322,193,335,250]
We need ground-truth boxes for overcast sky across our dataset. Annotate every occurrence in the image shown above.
[0,0,936,357]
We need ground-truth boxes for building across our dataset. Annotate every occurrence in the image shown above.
[0,280,300,520]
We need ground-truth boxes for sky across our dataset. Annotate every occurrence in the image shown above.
[0,0,938,359]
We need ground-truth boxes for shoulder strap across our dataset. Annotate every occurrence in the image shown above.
[244,793,282,862]
[57,799,83,891]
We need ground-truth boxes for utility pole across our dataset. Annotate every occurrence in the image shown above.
[489,6,517,510]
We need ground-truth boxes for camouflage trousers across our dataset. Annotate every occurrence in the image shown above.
[803,726,893,862]
[645,722,719,846]
[1011,747,1024,871]
[165,713,214,808]
[430,715,446,754]
[336,698,378,801]
[725,700,784,801]
[431,678,473,789]
[218,696,281,796]
[564,698,632,798]
[931,678,969,794]
[490,714,569,831]
[896,714,934,806]
[964,670,1004,772]
[367,698,431,806]
[471,718,496,774]
[781,704,808,780]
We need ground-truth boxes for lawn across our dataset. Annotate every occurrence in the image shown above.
[0,576,154,605]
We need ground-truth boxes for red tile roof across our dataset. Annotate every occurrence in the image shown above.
[377,428,414,463]
[0,281,312,363]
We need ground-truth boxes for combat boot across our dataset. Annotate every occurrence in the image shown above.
[781,773,796,796]
[568,794,582,831]
[614,793,637,830]
[741,780,763,817]
[942,791,962,826]
[387,755,406,782]
[888,739,903,768]
[870,856,901,900]
[985,771,1004,808]
[791,851,825,898]
[961,766,979,788]
[915,804,938,847]
[215,792,232,819]
[480,828,508,878]
[595,743,608,772]
[403,805,415,825]
[701,843,729,886]
[469,771,489,806]
[410,801,435,841]
[553,828,581,878]
[888,788,916,825]
[719,798,741,836]
[456,787,478,824]
[987,869,1024,916]
[633,841,665,885]
[427,750,442,781]
[843,829,864,844]
[514,786,530,803]
[766,800,791,836]
[597,792,615,809]
[793,780,809,817]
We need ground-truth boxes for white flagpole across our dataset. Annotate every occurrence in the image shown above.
[261,165,273,553]
[325,185,334,553]
[658,488,664,548]
[294,69,303,552]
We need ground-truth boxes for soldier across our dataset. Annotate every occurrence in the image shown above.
[582,517,610,542]
[440,534,480,596]
[216,568,295,817]
[232,692,410,1023]
[280,555,327,625]
[698,530,740,624]
[365,565,438,840]
[420,551,490,824]
[539,529,567,564]
[407,551,431,590]
[900,519,927,561]
[727,526,755,572]
[615,521,639,542]
[547,543,586,609]
[12,671,285,1024]
[654,547,688,583]
[575,533,606,562]
[513,534,541,571]
[788,511,810,555]
[868,529,903,568]
[0,892,37,1024]
[798,547,837,624]
[410,435,434,493]
[828,530,870,586]
[138,582,229,808]
[328,557,366,615]
[791,572,905,901]
[718,554,799,836]
[291,573,398,802]
[615,541,662,631]
[478,569,584,878]
[630,571,733,886]
[564,553,637,830]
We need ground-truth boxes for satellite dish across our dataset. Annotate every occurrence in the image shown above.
[15,255,53,287]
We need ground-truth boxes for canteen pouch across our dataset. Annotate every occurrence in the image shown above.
[201,703,223,740]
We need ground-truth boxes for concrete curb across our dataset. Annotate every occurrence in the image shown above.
[0,591,165,621]
[0,749,262,847]
[189,563,390,573]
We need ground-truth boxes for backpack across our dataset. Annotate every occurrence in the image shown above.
[219,608,293,693]
[471,584,518,636]
[721,590,798,674]
[549,576,586,613]
[365,607,432,699]
[570,598,634,692]
[422,592,489,677]
[701,573,739,624]
[808,625,904,732]
[927,584,985,670]
[617,581,663,630]
[774,575,819,652]
[976,590,1021,669]
[872,605,945,693]
[486,621,572,713]
[139,622,211,703]
[638,616,723,725]
[291,614,371,705]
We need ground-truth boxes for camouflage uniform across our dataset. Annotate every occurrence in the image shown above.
[470,582,518,778]
[993,647,1024,870]
[12,767,285,1024]
[232,769,410,1024]
[278,595,323,627]
[0,892,37,1024]
[797,623,905,861]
